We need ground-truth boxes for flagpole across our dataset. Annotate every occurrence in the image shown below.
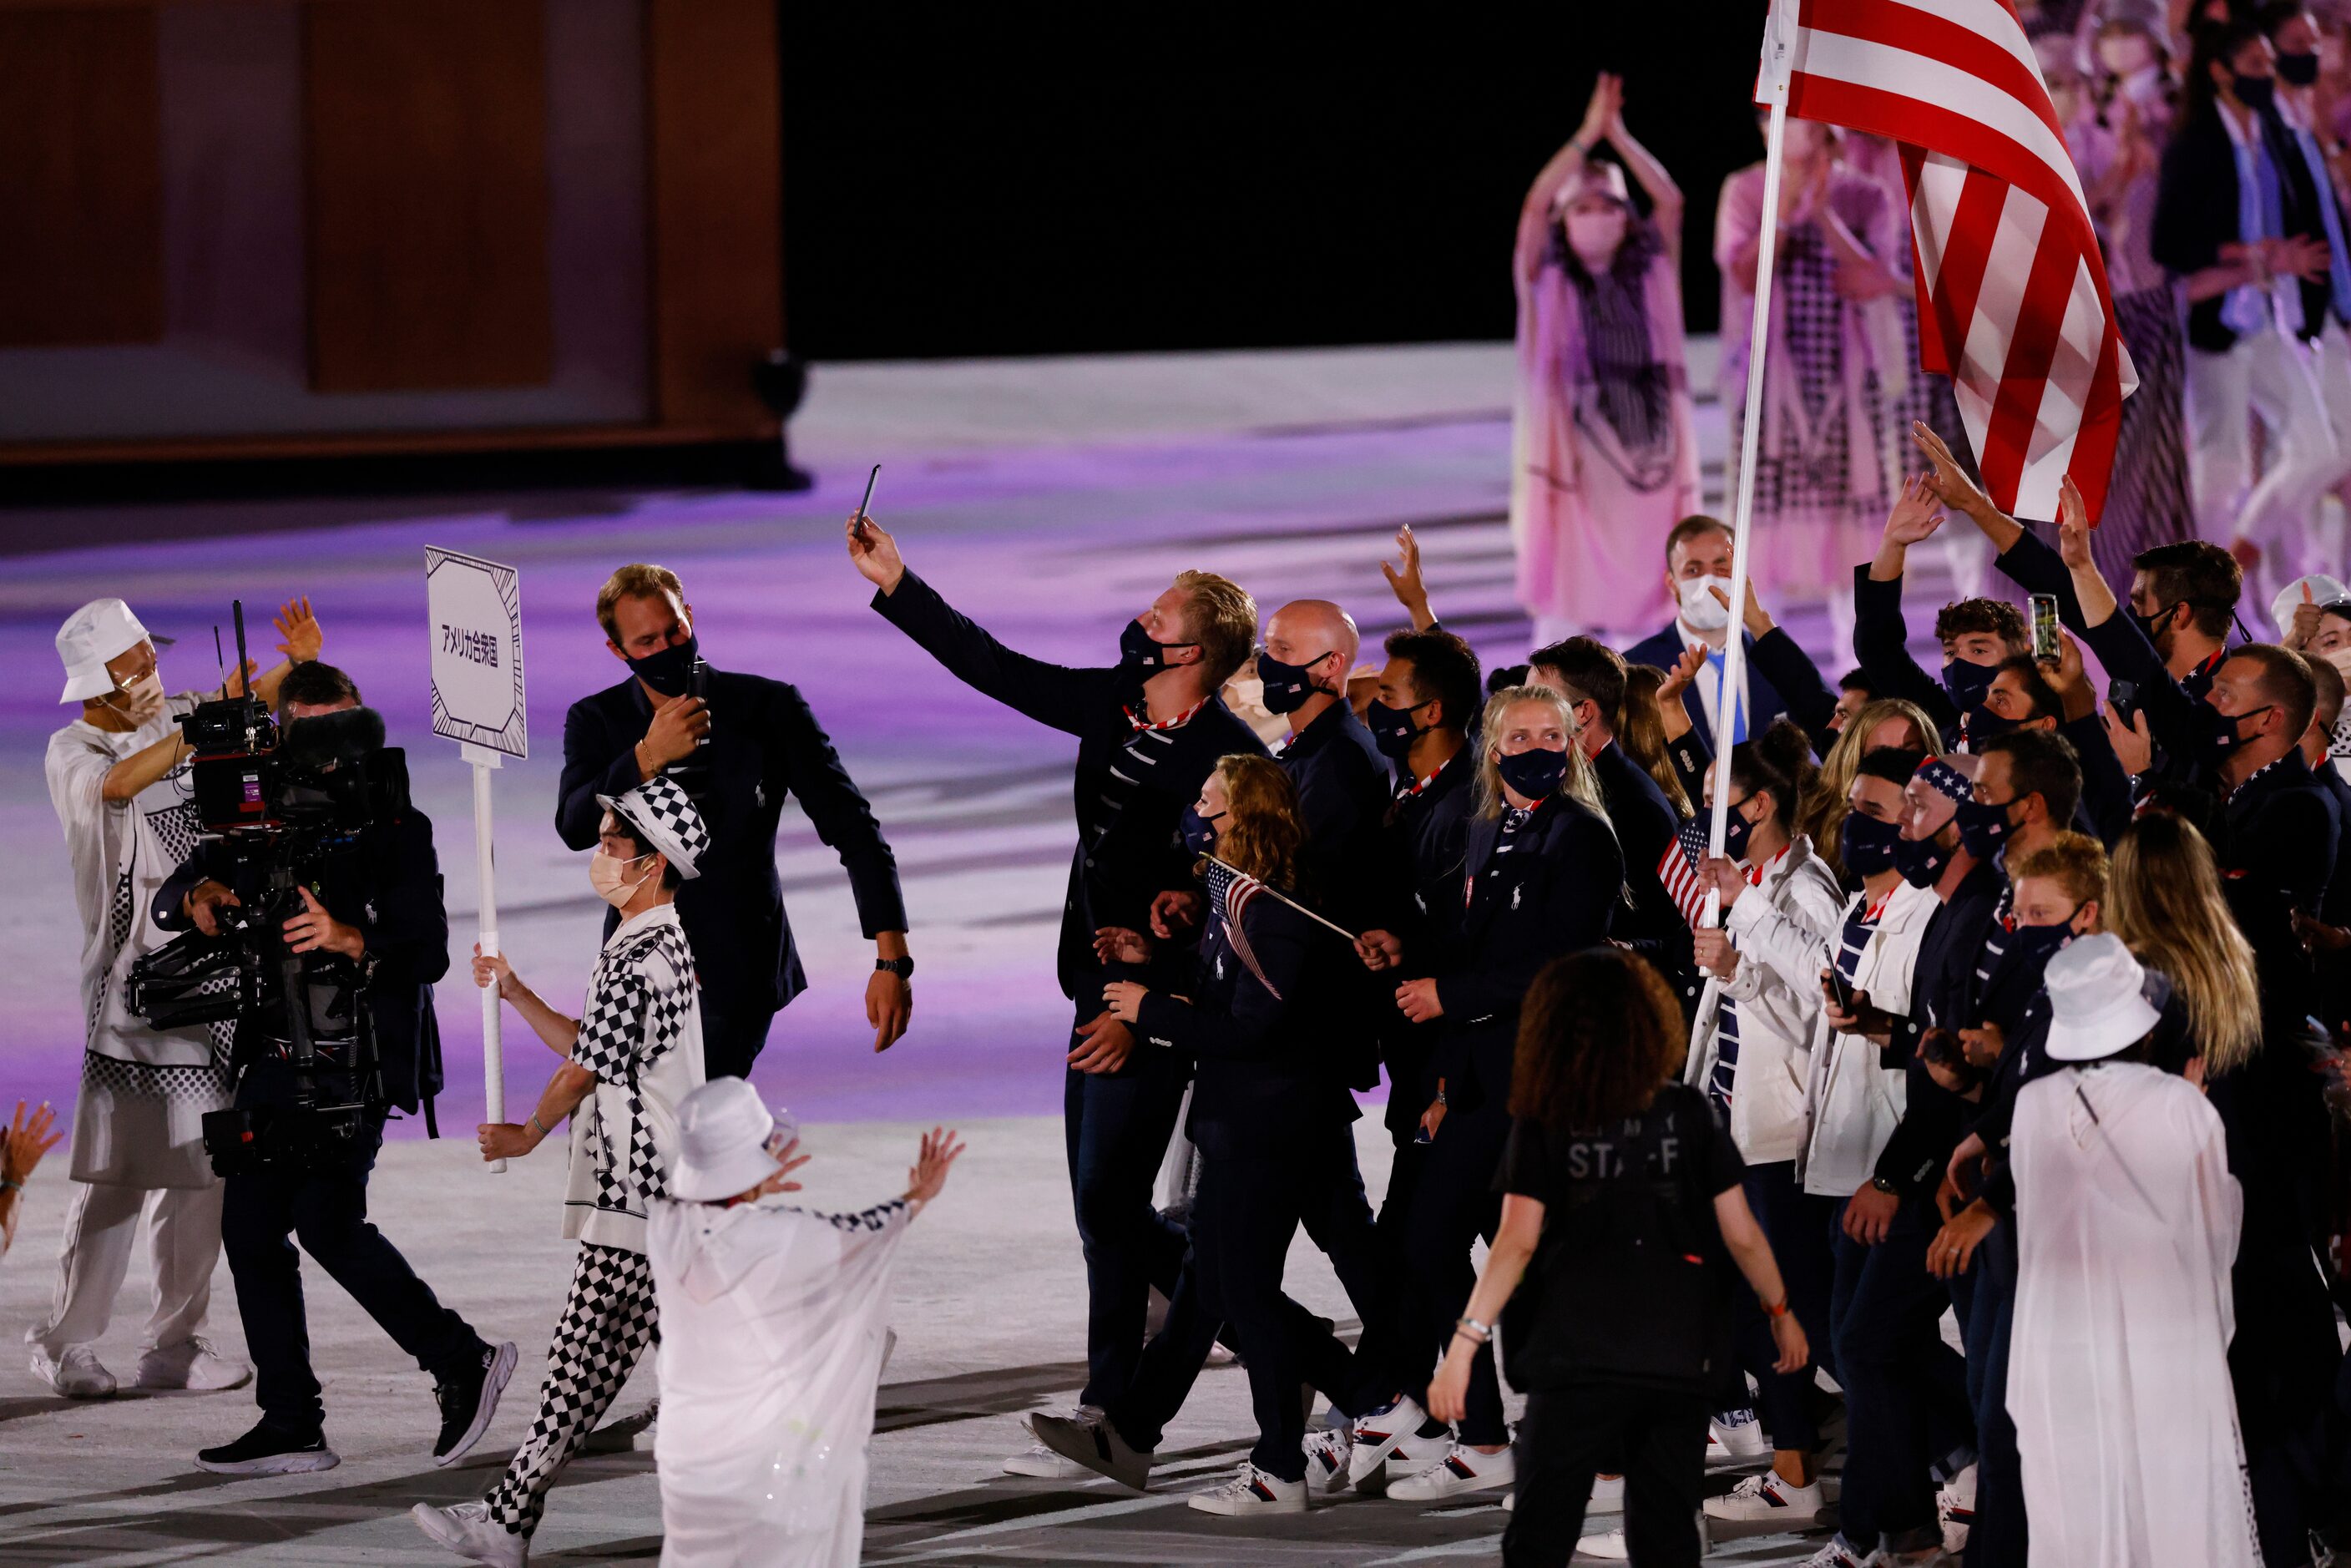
[1705,0,1799,927]
[1200,854,1359,943]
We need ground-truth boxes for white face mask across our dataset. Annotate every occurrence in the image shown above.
[100,669,166,726]
[1678,575,1735,633]
[1565,208,1629,268]
[589,848,658,909]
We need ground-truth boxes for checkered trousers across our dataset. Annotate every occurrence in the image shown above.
[483,1243,657,1536]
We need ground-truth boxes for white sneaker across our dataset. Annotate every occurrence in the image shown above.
[1387,1441,1515,1501]
[1579,1529,1631,1560]
[1706,1468,1824,1521]
[579,1400,658,1456]
[134,1337,251,1393]
[1188,1461,1307,1515]
[1504,1490,1515,1512]
[1003,1442,1096,1479]
[1302,1425,1353,1493]
[1003,1405,1105,1478]
[409,1500,527,1566]
[32,1345,115,1399]
[1798,1540,1867,1568]
[1709,1407,1771,1460]
[1936,1462,1977,1554]
[1344,1394,1450,1486]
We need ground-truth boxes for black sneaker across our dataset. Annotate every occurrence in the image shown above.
[432,1340,518,1466]
[196,1419,340,1475]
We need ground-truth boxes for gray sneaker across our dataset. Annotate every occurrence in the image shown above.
[1029,1409,1155,1491]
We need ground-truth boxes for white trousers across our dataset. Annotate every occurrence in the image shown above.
[26,1180,224,1358]
[2185,325,2350,602]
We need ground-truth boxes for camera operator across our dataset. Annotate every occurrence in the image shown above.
[28,596,313,1400]
[557,564,911,1078]
[156,662,513,1477]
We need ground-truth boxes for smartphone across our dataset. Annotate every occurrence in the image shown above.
[2109,679,2138,729]
[690,657,711,748]
[1825,966,1857,1014]
[2030,592,2060,663]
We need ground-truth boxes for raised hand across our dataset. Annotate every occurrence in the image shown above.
[1658,643,1707,708]
[2288,580,2323,651]
[904,1126,966,1206]
[1380,524,1433,630]
[2101,702,2155,774]
[2,1100,62,1188]
[1883,472,1948,547]
[2055,473,2095,569]
[846,512,907,594]
[1576,72,1622,149]
[272,597,324,664]
[640,693,711,773]
[1911,421,1992,518]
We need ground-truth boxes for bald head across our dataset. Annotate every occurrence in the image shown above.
[1264,599,1360,668]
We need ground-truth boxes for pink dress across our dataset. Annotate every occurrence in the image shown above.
[1510,221,1702,635]
[1715,162,1909,597]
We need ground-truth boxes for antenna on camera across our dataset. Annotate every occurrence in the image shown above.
[213,625,225,684]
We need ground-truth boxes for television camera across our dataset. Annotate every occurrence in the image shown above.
[123,602,397,1174]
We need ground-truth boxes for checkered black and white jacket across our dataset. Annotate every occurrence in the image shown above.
[564,903,706,1254]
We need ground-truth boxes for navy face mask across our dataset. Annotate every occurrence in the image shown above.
[1719,796,1757,863]
[1120,619,1196,677]
[2278,50,2321,87]
[2233,71,2277,110]
[1255,649,1332,716]
[1496,746,1569,802]
[1893,830,1950,888]
[1367,698,1433,761]
[1841,810,1903,877]
[1955,796,2019,861]
[1180,807,1226,857]
[1943,656,2000,711]
[2208,700,2272,755]
[1964,705,2022,746]
[2004,917,2078,973]
[627,632,701,699]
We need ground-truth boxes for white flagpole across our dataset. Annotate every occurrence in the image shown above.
[1705,0,1800,927]
[469,746,507,1175]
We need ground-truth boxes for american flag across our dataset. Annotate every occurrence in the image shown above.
[1201,857,1281,1000]
[1656,817,1716,932]
[1778,0,2136,523]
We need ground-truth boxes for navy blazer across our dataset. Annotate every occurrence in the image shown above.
[873,569,1267,1004]
[1134,891,1357,1154]
[1622,625,1791,746]
[2153,105,2329,353]
[1434,793,1622,1112]
[558,669,905,1025]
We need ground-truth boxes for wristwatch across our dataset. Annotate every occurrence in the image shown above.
[875,956,914,979]
[1870,1175,1900,1196]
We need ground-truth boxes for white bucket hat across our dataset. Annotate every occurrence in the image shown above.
[2042,933,2161,1062]
[56,597,164,704]
[594,774,709,880]
[669,1077,799,1201]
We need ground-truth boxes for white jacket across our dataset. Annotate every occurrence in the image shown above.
[1796,878,1939,1197]
[1684,836,1846,1166]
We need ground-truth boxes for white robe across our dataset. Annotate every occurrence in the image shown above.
[647,1193,913,1568]
[2008,1063,2260,1568]
[45,694,231,1187]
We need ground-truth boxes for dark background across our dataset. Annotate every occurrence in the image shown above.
[779,3,1771,361]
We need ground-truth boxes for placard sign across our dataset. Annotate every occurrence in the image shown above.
[427,547,527,759]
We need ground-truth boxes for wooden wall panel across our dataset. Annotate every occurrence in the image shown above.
[0,7,164,347]
[645,0,781,427]
[302,0,553,391]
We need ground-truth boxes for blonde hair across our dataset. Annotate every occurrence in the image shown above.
[1474,686,1610,823]
[597,564,685,643]
[2108,813,2263,1075]
[1620,665,1693,818]
[1209,754,1304,893]
[1170,570,1259,687]
[2011,832,2108,909]
[1797,697,1944,879]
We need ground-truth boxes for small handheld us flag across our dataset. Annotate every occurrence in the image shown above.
[1201,857,1279,1000]
[1656,817,1716,932]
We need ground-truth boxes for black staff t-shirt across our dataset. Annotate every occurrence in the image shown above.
[1494,1081,1747,1390]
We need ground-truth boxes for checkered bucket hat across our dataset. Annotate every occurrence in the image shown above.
[596,774,710,879]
